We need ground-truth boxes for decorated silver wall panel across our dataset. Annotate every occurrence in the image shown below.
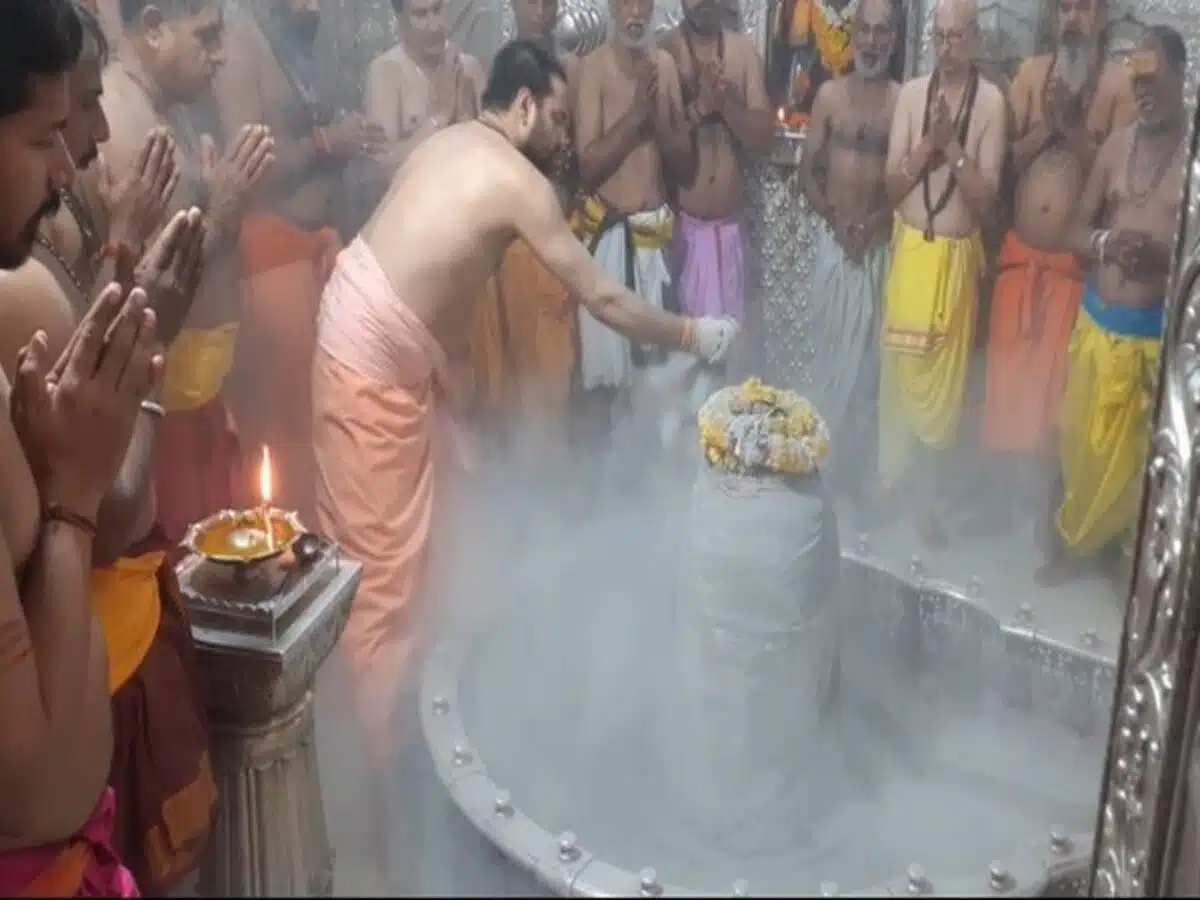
[1089,98,1200,897]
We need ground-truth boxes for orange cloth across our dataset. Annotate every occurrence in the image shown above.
[89,553,163,695]
[152,398,245,549]
[102,530,215,893]
[236,213,341,527]
[465,277,510,412]
[982,232,1083,454]
[496,239,576,431]
[313,349,438,767]
[313,239,461,767]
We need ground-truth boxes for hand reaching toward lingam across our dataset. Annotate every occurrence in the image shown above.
[689,316,740,366]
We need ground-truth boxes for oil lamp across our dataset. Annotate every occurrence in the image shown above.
[181,444,304,567]
[770,105,808,167]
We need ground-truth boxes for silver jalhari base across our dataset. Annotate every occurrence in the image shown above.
[177,531,361,897]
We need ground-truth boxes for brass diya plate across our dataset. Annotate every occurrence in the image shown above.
[182,507,305,566]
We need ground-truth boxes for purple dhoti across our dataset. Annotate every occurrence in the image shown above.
[674,211,746,322]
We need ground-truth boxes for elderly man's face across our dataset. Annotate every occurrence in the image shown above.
[854,0,896,78]
[1057,0,1102,46]
[610,0,654,49]
[932,4,977,74]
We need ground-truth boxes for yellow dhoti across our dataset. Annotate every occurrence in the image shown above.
[1055,286,1162,555]
[879,218,983,488]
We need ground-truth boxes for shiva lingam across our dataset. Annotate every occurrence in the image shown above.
[177,446,361,897]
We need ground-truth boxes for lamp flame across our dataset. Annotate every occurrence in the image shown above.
[777,106,785,124]
[259,445,273,507]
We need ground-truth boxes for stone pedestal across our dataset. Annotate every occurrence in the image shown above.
[177,543,361,897]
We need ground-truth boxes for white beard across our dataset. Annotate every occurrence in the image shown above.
[1056,41,1095,93]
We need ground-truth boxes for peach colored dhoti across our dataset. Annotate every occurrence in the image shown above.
[312,238,458,766]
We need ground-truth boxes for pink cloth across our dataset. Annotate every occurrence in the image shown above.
[0,788,140,897]
[673,211,746,321]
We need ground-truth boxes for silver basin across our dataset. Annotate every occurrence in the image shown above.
[420,529,1115,897]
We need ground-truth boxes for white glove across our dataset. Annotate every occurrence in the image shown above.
[689,316,739,365]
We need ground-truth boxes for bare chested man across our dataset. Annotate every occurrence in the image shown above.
[980,0,1134,519]
[3,5,216,891]
[573,0,692,403]
[798,0,898,497]
[365,0,486,174]
[362,0,504,420]
[880,0,1006,544]
[0,1,163,894]
[311,45,736,873]
[213,0,382,526]
[106,0,273,544]
[1038,27,1186,586]
[660,0,773,333]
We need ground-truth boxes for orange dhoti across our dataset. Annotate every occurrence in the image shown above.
[982,232,1083,454]
[236,214,341,527]
[464,277,510,413]
[91,528,216,893]
[154,323,245,548]
[495,239,576,451]
[313,238,463,767]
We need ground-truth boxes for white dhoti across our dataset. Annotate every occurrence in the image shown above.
[801,223,888,441]
[574,199,675,391]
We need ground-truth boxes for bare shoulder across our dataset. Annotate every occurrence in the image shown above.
[559,51,580,83]
[725,30,763,68]
[896,75,929,107]
[369,42,409,73]
[976,76,1006,115]
[224,14,266,59]
[1099,59,1131,92]
[1011,54,1050,91]
[577,44,609,77]
[0,262,73,379]
[658,27,684,60]
[651,45,679,75]
[459,51,486,85]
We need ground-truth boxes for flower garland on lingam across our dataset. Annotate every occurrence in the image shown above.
[698,379,831,476]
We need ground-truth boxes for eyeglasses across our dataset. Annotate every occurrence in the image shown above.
[932,28,970,47]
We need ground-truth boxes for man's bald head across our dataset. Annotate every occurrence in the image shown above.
[932,0,978,76]
[853,0,897,79]
[933,0,978,30]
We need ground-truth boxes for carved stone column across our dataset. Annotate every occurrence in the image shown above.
[178,547,361,897]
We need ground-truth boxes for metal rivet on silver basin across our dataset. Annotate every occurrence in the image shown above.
[557,831,580,861]
[639,867,662,897]
[907,864,929,895]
